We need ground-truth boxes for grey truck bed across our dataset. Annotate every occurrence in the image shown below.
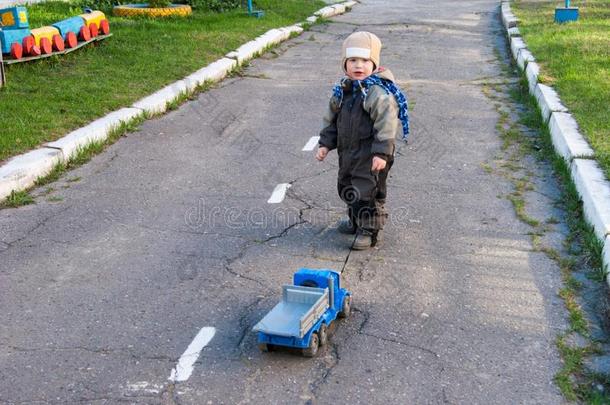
[252,285,329,338]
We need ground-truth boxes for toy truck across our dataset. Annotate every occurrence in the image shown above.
[252,268,352,357]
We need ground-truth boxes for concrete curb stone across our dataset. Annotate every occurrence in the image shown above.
[226,38,268,65]
[46,108,144,161]
[257,29,285,47]
[183,57,238,91]
[314,6,333,17]
[507,26,520,37]
[503,12,518,29]
[548,112,594,162]
[516,48,535,70]
[571,159,610,241]
[0,3,352,202]
[331,3,346,14]
[0,149,62,201]
[534,83,569,122]
[510,37,526,61]
[525,61,540,94]
[132,80,189,115]
[278,25,304,42]
[501,2,518,28]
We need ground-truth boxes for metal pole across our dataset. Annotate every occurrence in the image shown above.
[0,51,5,88]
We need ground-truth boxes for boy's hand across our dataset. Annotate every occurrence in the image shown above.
[371,156,387,172]
[316,146,329,161]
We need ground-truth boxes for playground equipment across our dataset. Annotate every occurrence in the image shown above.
[555,0,579,23]
[246,0,264,17]
[0,6,111,63]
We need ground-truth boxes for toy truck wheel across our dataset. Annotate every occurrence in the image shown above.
[10,43,23,59]
[338,295,352,319]
[302,333,319,357]
[318,323,328,346]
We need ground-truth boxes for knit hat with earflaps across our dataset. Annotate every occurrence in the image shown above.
[342,31,382,73]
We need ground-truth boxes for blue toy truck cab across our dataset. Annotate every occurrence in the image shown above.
[252,268,352,357]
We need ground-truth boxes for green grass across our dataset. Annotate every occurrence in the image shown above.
[0,0,324,162]
[511,0,610,178]
[1,190,35,207]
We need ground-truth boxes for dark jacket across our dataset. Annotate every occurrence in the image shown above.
[318,69,401,160]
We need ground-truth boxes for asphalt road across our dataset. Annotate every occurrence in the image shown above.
[1,0,570,403]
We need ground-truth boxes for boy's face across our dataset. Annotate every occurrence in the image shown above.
[345,57,375,81]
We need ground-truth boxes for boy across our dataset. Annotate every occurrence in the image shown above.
[316,31,409,250]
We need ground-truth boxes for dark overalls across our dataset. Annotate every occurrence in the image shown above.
[320,81,394,234]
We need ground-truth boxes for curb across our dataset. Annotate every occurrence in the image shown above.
[500,1,610,282]
[0,2,356,203]
[534,83,568,122]
[571,159,610,241]
[548,112,593,162]
[0,149,62,200]
[46,108,144,161]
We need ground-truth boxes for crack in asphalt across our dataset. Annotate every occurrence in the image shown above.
[235,296,266,359]
[8,393,159,405]
[260,218,308,244]
[223,262,270,292]
[353,307,371,334]
[439,367,450,404]
[0,206,71,253]
[302,309,371,403]
[160,383,181,405]
[351,308,439,358]
[305,342,341,404]
[357,331,440,358]
[93,151,120,175]
[354,251,377,282]
[286,188,332,212]
[288,167,334,186]
[301,307,373,402]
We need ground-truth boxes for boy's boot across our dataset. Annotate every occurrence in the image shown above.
[337,218,357,234]
[352,229,374,250]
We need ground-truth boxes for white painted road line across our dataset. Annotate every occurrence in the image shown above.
[267,183,291,204]
[302,136,320,151]
[168,327,216,382]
